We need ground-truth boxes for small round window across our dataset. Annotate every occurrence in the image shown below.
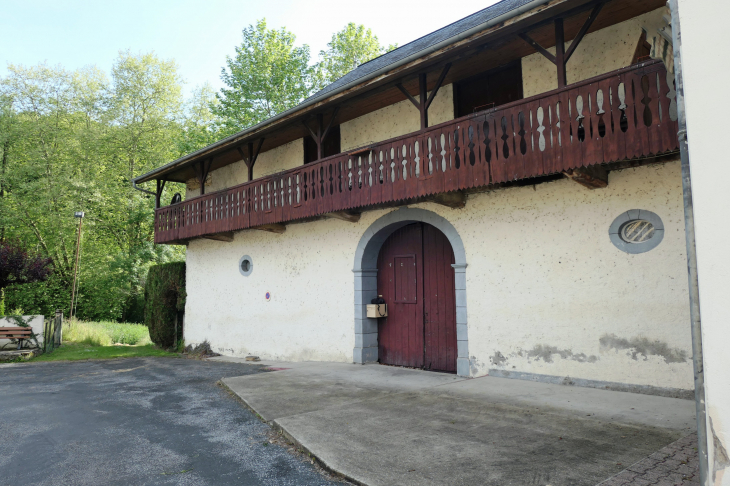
[239,255,253,276]
[620,220,655,243]
[609,210,664,254]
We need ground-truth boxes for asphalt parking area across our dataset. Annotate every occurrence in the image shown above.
[0,358,345,486]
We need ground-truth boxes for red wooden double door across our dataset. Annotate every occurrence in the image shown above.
[377,223,457,372]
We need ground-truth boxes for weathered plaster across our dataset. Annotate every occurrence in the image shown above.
[522,8,668,97]
[340,84,454,151]
[455,160,691,389]
[185,159,692,390]
[599,334,687,364]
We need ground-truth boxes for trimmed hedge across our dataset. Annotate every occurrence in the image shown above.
[144,262,186,348]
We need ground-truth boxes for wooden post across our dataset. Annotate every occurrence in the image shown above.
[419,73,428,130]
[155,179,166,209]
[316,113,324,160]
[54,310,63,346]
[555,18,567,88]
[238,138,264,181]
[69,216,83,319]
[396,64,450,131]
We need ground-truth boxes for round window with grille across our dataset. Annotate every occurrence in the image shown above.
[609,210,663,254]
[620,220,655,243]
[239,255,253,276]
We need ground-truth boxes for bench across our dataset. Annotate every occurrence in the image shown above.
[0,327,34,350]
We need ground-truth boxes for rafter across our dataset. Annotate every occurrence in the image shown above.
[518,33,557,65]
[425,63,452,110]
[518,1,605,88]
[564,2,606,63]
[397,63,452,130]
[395,83,420,109]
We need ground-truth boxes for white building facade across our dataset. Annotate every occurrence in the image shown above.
[139,2,698,399]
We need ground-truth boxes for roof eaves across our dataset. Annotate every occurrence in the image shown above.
[134,0,549,184]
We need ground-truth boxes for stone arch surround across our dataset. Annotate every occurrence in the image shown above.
[352,207,469,376]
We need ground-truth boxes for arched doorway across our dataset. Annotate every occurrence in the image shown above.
[377,223,457,372]
[352,207,470,377]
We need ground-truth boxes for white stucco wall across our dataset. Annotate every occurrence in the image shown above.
[677,0,730,482]
[522,8,667,97]
[340,84,454,151]
[185,159,692,391]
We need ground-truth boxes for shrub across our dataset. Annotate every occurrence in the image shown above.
[144,262,185,348]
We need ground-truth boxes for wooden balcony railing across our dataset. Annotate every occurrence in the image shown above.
[154,59,678,244]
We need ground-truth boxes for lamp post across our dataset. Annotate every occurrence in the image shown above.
[69,211,84,319]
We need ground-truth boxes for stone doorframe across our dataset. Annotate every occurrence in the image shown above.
[352,207,470,377]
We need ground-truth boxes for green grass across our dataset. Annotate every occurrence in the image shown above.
[32,343,176,362]
[28,320,176,362]
[64,320,152,346]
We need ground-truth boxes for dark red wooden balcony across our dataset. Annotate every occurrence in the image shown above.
[154,59,678,244]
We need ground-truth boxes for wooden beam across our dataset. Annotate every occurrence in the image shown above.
[253,223,286,234]
[203,232,234,242]
[418,73,428,130]
[197,159,212,195]
[238,139,264,182]
[321,106,339,142]
[564,2,605,63]
[155,179,166,209]
[324,211,361,223]
[563,166,608,189]
[395,83,421,110]
[518,33,557,65]
[554,18,567,88]
[315,113,324,160]
[431,191,466,208]
[425,63,452,111]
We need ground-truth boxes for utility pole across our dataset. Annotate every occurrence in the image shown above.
[69,211,84,319]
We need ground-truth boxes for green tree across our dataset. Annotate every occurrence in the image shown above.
[213,19,317,135]
[0,54,185,322]
[177,83,220,155]
[318,23,396,85]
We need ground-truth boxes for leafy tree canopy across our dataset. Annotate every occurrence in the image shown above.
[318,23,397,85]
[213,19,317,135]
[0,21,395,321]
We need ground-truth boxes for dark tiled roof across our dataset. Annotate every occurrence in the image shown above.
[134,0,539,183]
[304,0,535,102]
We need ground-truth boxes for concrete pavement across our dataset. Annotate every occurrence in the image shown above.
[218,359,697,486]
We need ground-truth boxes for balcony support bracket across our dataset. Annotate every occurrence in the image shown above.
[203,232,234,243]
[155,179,167,209]
[518,1,605,88]
[254,224,286,234]
[431,191,466,208]
[564,166,608,189]
[196,158,213,195]
[303,107,339,161]
[396,63,451,130]
[325,211,361,223]
[237,138,265,182]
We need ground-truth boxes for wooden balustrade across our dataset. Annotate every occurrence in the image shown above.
[154,59,678,244]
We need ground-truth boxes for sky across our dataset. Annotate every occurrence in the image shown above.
[1,0,500,97]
